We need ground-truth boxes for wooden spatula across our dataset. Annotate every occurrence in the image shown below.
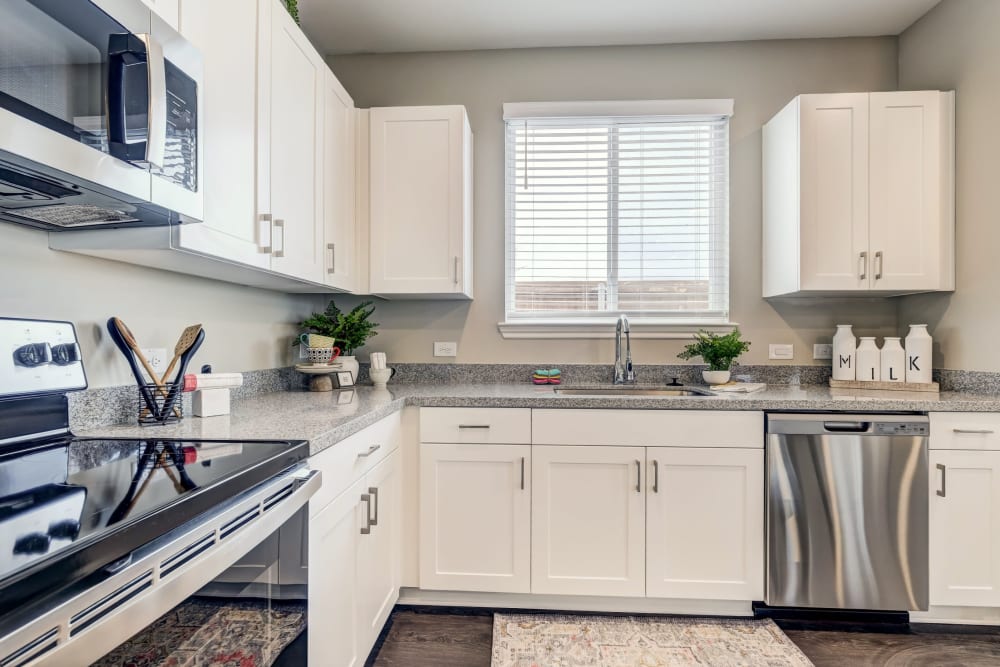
[160,324,203,384]
[114,317,181,419]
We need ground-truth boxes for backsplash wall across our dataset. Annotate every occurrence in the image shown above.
[327,37,903,366]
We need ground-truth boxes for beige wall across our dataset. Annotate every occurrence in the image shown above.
[897,0,1000,372]
[328,38,902,365]
[0,224,314,387]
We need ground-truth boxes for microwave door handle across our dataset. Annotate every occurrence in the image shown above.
[140,33,167,168]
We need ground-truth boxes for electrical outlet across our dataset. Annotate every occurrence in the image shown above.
[433,341,458,357]
[813,344,833,360]
[141,348,168,375]
[769,344,794,360]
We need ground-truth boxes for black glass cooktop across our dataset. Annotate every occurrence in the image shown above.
[0,436,307,617]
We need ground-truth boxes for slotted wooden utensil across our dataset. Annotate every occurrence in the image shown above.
[160,324,203,384]
[114,317,181,419]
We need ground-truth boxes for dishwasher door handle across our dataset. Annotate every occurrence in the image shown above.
[823,421,871,433]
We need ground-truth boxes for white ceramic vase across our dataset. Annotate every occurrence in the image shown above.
[905,324,933,384]
[832,324,857,381]
[880,337,905,382]
[703,370,731,385]
[339,355,360,383]
[856,337,881,382]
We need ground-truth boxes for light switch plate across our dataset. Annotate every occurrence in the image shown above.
[813,344,833,360]
[434,341,458,357]
[769,344,794,360]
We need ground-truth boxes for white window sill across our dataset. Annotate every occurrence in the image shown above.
[497,319,738,340]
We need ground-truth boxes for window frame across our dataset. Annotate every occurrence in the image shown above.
[500,100,737,339]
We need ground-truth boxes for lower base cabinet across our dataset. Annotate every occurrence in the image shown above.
[646,447,764,600]
[930,449,1000,606]
[309,449,401,664]
[419,443,532,593]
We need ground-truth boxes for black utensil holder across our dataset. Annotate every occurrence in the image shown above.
[136,382,183,426]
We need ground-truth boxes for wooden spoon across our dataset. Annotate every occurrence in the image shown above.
[160,324,203,384]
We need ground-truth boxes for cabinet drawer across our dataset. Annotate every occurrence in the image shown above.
[532,409,763,448]
[420,408,531,444]
[931,413,1000,451]
[310,412,402,516]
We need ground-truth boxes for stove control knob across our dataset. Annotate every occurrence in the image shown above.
[13,533,51,555]
[48,520,81,541]
[13,343,52,368]
[50,343,81,366]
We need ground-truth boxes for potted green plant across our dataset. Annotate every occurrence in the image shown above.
[677,329,751,385]
[297,300,378,379]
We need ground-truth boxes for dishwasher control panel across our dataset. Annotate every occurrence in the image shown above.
[874,422,929,436]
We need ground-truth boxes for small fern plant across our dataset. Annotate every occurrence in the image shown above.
[677,329,751,372]
[283,0,300,24]
[297,300,378,356]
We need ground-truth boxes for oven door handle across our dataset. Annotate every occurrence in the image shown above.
[139,33,167,168]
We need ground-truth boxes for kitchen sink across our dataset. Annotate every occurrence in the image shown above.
[552,386,715,397]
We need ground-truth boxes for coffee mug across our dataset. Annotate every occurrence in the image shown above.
[306,346,341,365]
[299,333,337,349]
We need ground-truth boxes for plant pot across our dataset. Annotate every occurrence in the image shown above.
[339,355,360,382]
[702,370,731,385]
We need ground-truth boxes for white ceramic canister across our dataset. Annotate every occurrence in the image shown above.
[880,338,905,382]
[905,325,933,384]
[857,337,881,382]
[832,325,857,381]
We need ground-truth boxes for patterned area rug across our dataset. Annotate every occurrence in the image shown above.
[492,614,814,667]
[92,597,306,667]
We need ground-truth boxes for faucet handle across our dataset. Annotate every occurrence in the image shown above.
[666,377,683,387]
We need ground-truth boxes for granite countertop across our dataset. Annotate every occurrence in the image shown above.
[75,382,1000,456]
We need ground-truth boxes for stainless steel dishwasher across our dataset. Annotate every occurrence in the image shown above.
[766,413,929,611]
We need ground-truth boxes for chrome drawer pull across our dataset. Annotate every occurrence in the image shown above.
[520,457,526,491]
[952,429,995,435]
[458,424,490,429]
[635,460,641,493]
[937,463,947,498]
[652,460,659,494]
[357,444,381,458]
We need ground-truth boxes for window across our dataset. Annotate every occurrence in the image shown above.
[502,100,732,336]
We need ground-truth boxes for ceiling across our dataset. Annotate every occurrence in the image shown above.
[298,0,942,56]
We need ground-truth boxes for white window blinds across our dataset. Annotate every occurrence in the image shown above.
[504,102,731,323]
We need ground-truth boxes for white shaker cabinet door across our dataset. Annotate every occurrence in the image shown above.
[531,445,645,597]
[358,450,402,653]
[322,70,357,291]
[798,93,871,292]
[308,477,366,667]
[869,91,955,292]
[646,447,764,601]
[419,444,531,593]
[929,450,1000,607]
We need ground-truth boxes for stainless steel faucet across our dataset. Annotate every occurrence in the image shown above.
[613,314,636,384]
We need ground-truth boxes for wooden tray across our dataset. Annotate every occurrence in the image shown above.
[829,379,939,393]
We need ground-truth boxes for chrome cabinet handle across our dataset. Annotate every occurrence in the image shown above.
[327,243,336,274]
[454,256,460,285]
[369,487,379,527]
[953,429,995,435]
[520,457,525,491]
[258,214,273,253]
[859,251,868,280]
[272,219,285,258]
[458,424,490,430]
[875,251,883,280]
[635,460,641,493]
[357,444,381,458]
[652,460,659,494]
[937,463,946,498]
[360,493,372,534]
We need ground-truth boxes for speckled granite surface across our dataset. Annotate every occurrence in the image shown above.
[75,382,1000,457]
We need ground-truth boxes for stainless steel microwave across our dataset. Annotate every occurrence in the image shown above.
[0,0,203,230]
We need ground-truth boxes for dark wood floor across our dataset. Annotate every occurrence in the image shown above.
[368,609,1000,666]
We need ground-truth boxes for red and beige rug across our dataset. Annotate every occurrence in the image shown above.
[92,597,305,667]
[492,613,813,667]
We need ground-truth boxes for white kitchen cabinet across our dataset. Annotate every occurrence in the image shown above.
[929,449,1000,607]
[368,106,474,299]
[323,70,357,291]
[141,0,179,29]
[646,448,764,600]
[357,450,402,650]
[309,477,366,667]
[259,0,325,283]
[763,90,954,297]
[419,444,531,593]
[531,445,646,597]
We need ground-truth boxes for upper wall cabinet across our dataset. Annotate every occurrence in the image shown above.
[762,91,954,298]
[368,106,474,299]
[323,71,357,292]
